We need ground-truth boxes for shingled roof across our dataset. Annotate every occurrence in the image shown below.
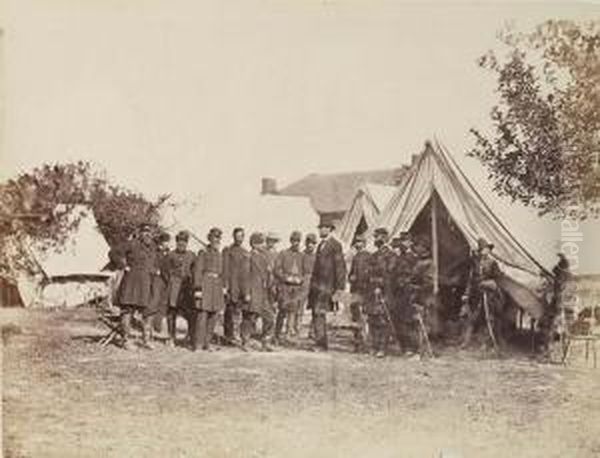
[278,167,407,215]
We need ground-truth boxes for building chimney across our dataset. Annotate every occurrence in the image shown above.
[261,177,278,195]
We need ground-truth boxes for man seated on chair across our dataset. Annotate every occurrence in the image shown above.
[460,237,505,349]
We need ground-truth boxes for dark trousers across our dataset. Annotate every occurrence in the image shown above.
[313,311,328,349]
[166,307,178,341]
[462,289,504,347]
[190,310,218,350]
[397,319,418,353]
[275,307,289,340]
[224,301,241,341]
[241,307,274,344]
[350,300,366,350]
[368,313,389,353]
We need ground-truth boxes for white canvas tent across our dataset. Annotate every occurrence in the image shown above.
[336,183,396,248]
[13,205,111,308]
[161,194,319,248]
[371,140,551,320]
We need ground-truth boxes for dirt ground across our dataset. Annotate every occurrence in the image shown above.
[2,306,600,458]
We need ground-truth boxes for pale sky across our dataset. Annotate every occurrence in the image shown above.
[1,0,599,271]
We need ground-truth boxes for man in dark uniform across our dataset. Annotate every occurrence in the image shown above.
[410,240,435,355]
[348,234,370,352]
[150,231,171,345]
[163,230,195,347]
[192,227,225,352]
[366,227,397,358]
[538,253,570,355]
[240,232,275,352]
[391,237,403,256]
[308,218,346,351]
[303,233,318,339]
[222,227,250,346]
[392,232,419,354]
[114,223,158,350]
[460,237,505,349]
[265,232,281,316]
[274,231,306,343]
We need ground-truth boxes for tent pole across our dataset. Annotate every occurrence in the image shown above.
[431,190,440,295]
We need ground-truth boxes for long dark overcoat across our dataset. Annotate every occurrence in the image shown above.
[308,236,347,313]
[149,247,170,315]
[222,244,250,303]
[165,249,196,309]
[193,246,225,312]
[117,239,158,308]
[244,248,271,314]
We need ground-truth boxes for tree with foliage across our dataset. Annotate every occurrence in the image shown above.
[471,19,600,220]
[0,161,168,276]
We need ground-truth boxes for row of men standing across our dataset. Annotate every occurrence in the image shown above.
[110,220,346,352]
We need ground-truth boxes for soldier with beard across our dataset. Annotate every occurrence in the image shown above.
[299,233,317,337]
[307,218,346,352]
[163,231,195,347]
[348,234,370,352]
[115,223,158,350]
[460,237,505,350]
[274,231,306,344]
[240,232,275,352]
[391,232,419,354]
[366,227,397,358]
[222,227,250,346]
[192,227,226,352]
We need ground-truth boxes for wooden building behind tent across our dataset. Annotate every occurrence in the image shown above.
[335,182,396,248]
[264,166,409,228]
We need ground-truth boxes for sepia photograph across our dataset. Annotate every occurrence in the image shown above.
[1,1,599,457]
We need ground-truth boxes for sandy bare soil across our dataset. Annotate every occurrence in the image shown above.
[2,307,600,458]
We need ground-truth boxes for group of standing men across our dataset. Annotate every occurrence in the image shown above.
[110,219,347,353]
[348,228,507,357]
[110,217,506,356]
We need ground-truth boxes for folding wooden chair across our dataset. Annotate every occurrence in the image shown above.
[561,306,600,368]
[97,304,126,347]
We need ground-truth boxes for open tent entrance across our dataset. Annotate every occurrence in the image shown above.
[407,191,471,328]
[354,216,368,241]
[405,189,528,340]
